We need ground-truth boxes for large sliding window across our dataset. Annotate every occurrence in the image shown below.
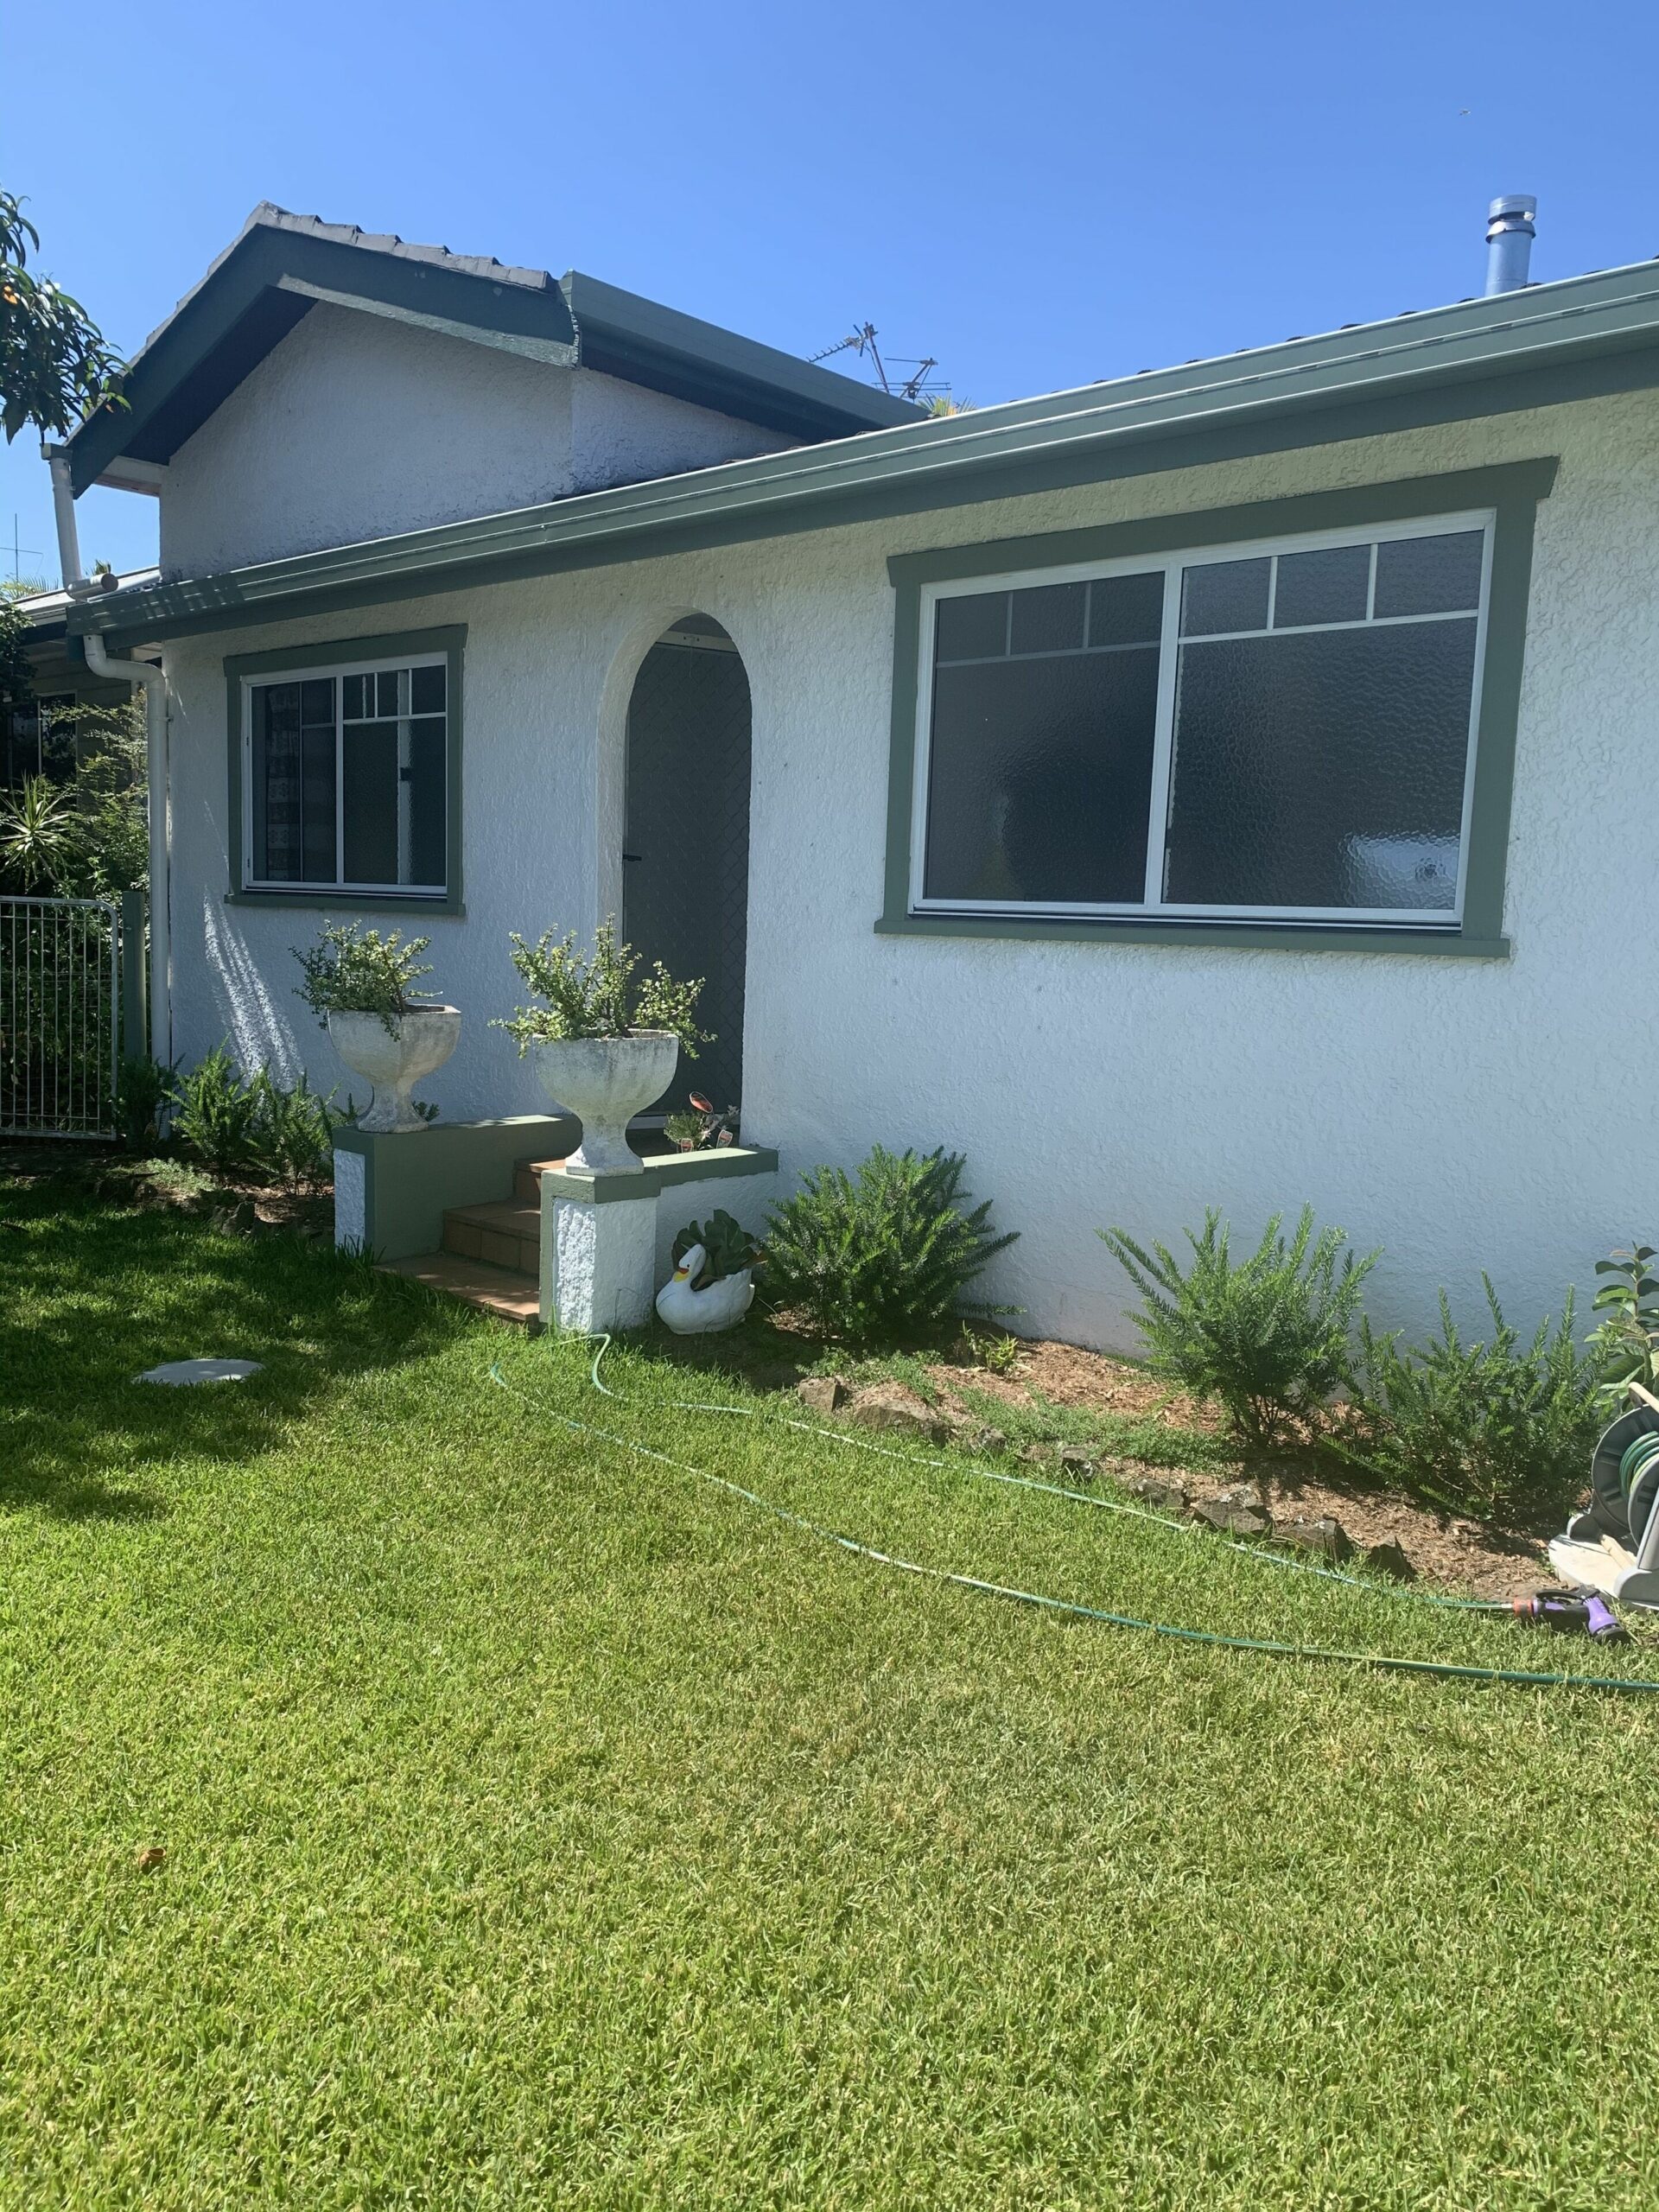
[240,645,453,899]
[912,512,1491,928]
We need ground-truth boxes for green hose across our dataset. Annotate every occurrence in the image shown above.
[488,1341,1659,1699]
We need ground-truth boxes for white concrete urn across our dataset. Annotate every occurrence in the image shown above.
[327,1006,461,1134]
[530,1030,678,1173]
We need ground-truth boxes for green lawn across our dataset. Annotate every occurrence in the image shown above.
[5,1177,1659,2209]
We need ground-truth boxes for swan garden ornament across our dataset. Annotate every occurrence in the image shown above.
[655,1245,757,1335]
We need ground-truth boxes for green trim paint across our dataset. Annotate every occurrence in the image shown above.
[223,624,467,917]
[880,461,1555,956]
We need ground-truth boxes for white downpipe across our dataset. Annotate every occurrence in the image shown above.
[83,632,169,1065]
[42,444,87,593]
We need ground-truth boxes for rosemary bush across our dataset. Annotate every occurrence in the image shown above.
[765,1147,1016,1349]
[1342,1280,1603,1524]
[1100,1206,1377,1452]
[166,1046,337,1187]
[494,918,708,1053]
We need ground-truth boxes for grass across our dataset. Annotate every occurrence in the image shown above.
[5,1178,1659,2208]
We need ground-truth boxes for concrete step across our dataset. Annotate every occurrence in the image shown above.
[442,1198,541,1274]
[379,1250,540,1325]
[512,1156,568,1204]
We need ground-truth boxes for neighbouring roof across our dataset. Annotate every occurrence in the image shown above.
[60,202,924,494]
[67,252,1659,648]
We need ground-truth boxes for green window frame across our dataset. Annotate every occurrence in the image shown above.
[224,625,466,914]
[880,462,1556,957]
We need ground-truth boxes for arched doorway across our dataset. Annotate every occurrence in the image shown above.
[622,615,752,1121]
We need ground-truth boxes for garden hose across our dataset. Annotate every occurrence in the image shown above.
[486,1341,1659,1698]
[1620,1430,1659,1537]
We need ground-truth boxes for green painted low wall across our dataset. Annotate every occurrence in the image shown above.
[334,1113,577,1260]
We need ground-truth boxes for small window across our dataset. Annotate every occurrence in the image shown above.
[914,516,1491,927]
[244,654,449,895]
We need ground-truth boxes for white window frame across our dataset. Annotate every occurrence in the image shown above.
[908,509,1495,930]
[240,649,450,899]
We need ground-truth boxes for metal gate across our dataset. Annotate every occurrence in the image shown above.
[0,895,123,1138]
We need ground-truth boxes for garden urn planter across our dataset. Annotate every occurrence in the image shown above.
[530,1031,678,1174]
[327,1006,461,1133]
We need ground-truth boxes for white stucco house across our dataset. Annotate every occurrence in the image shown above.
[50,199,1659,1345]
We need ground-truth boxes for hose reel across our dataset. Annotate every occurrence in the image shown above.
[1549,1399,1659,1607]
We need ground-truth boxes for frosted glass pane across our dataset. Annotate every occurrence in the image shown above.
[1274,544,1370,628]
[1090,571,1165,647]
[1164,620,1478,909]
[1181,557,1271,636]
[342,721,397,884]
[925,646,1161,903]
[1374,531,1483,618]
[935,592,1008,664]
[1010,582,1085,656]
[252,684,299,880]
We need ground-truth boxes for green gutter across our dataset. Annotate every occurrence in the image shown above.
[67,259,1659,646]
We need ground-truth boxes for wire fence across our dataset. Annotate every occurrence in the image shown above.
[0,894,123,1138]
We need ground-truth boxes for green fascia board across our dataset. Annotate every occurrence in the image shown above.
[541,1146,780,1207]
[65,220,915,495]
[560,270,922,437]
[223,624,467,915]
[880,458,1553,957]
[67,224,584,493]
[67,282,1659,652]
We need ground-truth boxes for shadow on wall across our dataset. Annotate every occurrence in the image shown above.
[203,895,306,1087]
[0,1177,476,1520]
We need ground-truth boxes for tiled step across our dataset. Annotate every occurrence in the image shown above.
[379,1250,540,1325]
[442,1198,540,1274]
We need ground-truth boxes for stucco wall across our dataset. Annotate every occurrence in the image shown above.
[159,386,1659,1350]
[158,303,791,577]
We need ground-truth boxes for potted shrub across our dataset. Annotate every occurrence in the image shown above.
[494,918,708,1174]
[293,924,459,1134]
[656,1209,762,1334]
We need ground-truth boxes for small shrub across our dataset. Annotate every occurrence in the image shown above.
[115,1053,175,1147]
[671,1208,762,1287]
[166,1048,339,1186]
[1100,1206,1377,1452]
[251,1070,337,1188]
[765,1146,1016,1349]
[294,924,435,1033]
[1588,1243,1659,1403]
[494,917,708,1053]
[1343,1279,1603,1525]
[962,1324,1024,1377]
[168,1046,267,1179]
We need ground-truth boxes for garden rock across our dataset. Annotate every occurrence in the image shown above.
[844,1383,945,1446]
[1057,1444,1097,1480]
[1117,1472,1191,1513]
[1213,1482,1265,1513]
[1358,1540,1417,1581]
[1274,1516,1352,1561]
[797,1376,849,1418]
[935,1408,1007,1457]
[208,1199,258,1237]
[1191,1497,1273,1538]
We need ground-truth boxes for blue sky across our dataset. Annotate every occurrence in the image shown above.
[4,0,1656,584]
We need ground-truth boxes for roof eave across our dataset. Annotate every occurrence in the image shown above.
[67,266,1659,648]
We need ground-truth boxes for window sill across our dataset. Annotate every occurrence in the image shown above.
[876,910,1510,957]
[226,888,466,917]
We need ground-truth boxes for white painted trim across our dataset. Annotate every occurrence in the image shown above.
[909,509,1494,928]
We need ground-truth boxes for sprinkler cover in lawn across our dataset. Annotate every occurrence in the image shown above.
[135,1358,264,1386]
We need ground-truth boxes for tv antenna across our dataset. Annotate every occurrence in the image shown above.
[812,321,944,404]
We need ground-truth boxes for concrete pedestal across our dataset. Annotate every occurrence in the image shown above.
[541,1182,658,1334]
